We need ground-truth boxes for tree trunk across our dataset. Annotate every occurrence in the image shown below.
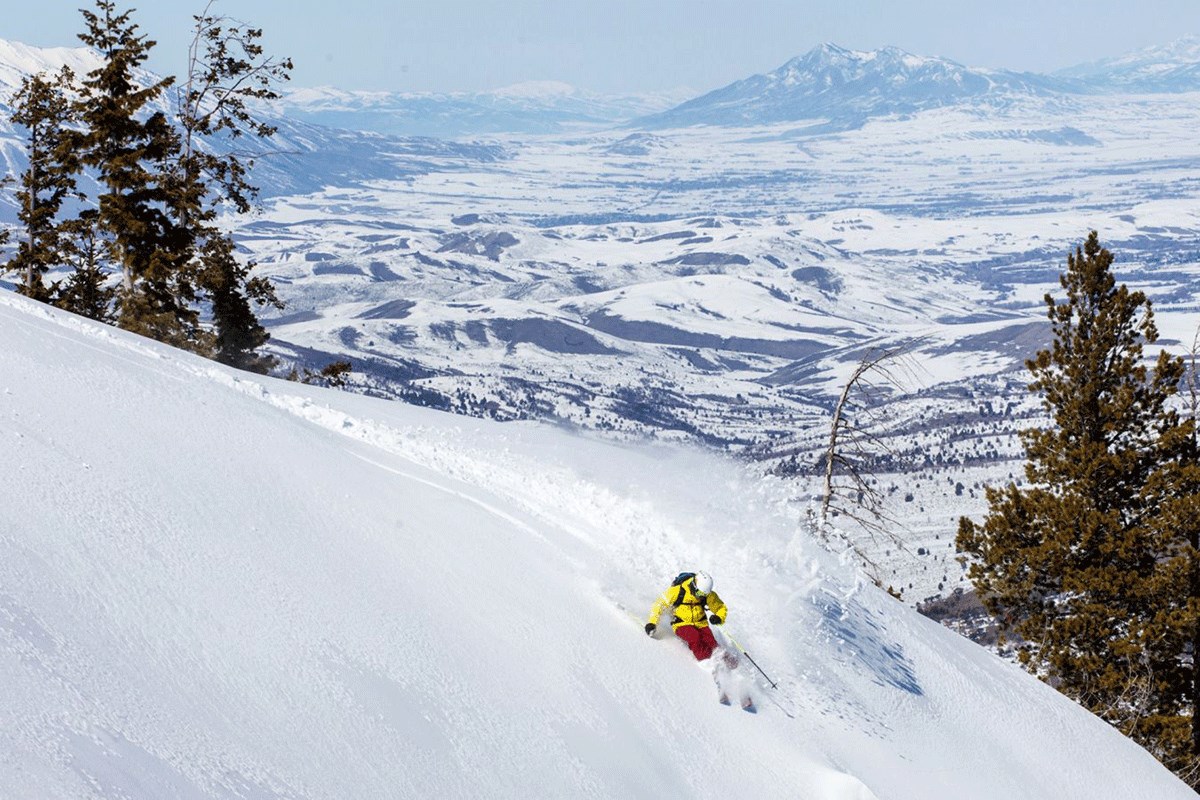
[821,372,856,527]
[1192,524,1200,757]
[24,134,37,293]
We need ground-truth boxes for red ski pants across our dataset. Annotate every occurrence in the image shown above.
[675,624,719,661]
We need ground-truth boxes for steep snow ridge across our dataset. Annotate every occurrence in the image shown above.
[1,291,1193,798]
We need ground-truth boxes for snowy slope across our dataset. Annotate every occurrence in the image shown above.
[0,291,1191,799]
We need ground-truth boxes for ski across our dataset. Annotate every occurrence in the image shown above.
[719,692,756,712]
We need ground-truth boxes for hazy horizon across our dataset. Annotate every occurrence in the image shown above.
[5,1,1200,95]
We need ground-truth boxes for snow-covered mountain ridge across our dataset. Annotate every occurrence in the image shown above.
[638,38,1200,129]
[5,35,1200,138]
[276,81,691,138]
[638,43,1070,129]
[1056,35,1200,92]
[276,38,1200,135]
[1,289,1193,799]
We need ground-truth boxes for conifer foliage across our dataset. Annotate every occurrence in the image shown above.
[171,2,291,370]
[1,0,290,372]
[958,231,1200,786]
[76,1,198,347]
[8,67,79,303]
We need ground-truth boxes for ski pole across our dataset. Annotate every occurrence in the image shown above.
[724,632,778,690]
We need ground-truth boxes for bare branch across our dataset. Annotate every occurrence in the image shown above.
[820,338,929,524]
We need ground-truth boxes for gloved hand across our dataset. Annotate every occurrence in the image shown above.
[645,623,656,636]
[709,615,723,625]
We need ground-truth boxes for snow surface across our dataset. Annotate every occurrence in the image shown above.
[0,291,1192,799]
[0,38,102,95]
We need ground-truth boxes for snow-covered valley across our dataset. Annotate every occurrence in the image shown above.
[230,88,1200,606]
[1,289,1193,799]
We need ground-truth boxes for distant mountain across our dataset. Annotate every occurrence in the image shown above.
[277,82,690,138]
[637,44,1068,129]
[1056,36,1200,92]
[0,37,107,96]
[0,39,504,214]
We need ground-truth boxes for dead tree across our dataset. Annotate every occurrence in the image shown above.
[814,340,926,576]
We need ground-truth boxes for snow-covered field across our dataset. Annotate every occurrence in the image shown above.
[240,89,1200,446]
[1,291,1191,798]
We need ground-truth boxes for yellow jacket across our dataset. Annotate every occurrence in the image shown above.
[647,576,727,630]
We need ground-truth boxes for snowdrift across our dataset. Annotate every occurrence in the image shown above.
[0,290,1191,799]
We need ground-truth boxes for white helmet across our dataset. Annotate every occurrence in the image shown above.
[693,571,713,595]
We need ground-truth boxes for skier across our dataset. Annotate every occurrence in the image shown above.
[644,571,729,663]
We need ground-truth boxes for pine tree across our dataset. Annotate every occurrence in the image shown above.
[4,2,289,368]
[196,233,277,372]
[55,210,116,321]
[958,232,1194,777]
[5,67,80,302]
[166,4,289,372]
[1137,351,1200,783]
[75,1,199,349]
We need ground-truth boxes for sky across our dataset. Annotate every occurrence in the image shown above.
[5,0,1200,95]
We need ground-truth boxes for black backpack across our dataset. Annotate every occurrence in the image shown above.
[669,572,699,606]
